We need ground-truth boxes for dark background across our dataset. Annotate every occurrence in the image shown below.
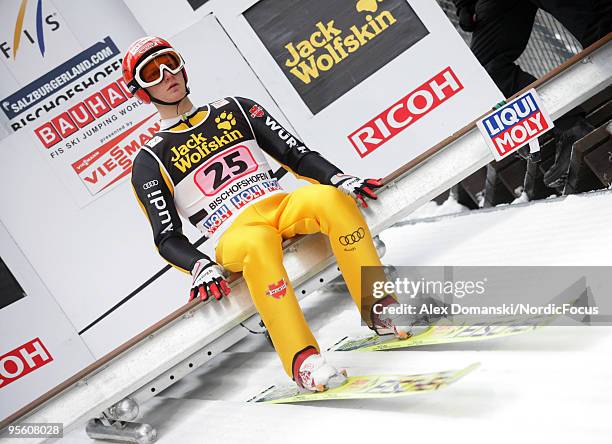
[0,257,26,310]
[187,0,210,11]
[245,0,429,114]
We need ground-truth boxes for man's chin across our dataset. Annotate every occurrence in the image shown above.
[156,92,185,104]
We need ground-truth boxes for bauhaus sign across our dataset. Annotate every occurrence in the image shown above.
[245,0,428,114]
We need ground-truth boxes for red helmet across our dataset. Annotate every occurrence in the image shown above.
[122,36,189,104]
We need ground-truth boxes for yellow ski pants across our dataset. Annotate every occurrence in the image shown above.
[215,185,383,377]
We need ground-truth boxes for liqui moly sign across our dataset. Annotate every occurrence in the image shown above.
[477,89,554,161]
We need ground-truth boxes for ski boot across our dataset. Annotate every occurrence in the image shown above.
[293,347,347,392]
[370,295,427,339]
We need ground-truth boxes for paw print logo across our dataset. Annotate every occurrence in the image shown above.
[215,112,236,131]
[356,0,383,13]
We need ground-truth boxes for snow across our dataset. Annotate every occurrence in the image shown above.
[384,189,612,266]
[400,194,469,222]
[60,190,612,444]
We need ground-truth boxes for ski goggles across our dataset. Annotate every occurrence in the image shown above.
[134,48,185,88]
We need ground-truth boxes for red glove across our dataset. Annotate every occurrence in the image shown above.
[331,174,383,208]
[189,259,231,302]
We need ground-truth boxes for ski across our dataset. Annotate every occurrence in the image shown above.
[329,324,540,351]
[247,363,479,404]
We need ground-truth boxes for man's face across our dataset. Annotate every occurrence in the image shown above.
[145,69,186,104]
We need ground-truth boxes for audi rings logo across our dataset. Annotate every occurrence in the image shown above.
[339,227,365,246]
[143,180,159,190]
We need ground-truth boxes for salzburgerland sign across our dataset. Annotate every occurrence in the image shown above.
[12,34,156,206]
[2,37,120,125]
[245,0,429,114]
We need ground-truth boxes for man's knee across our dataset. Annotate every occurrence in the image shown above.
[241,228,282,258]
[304,185,354,212]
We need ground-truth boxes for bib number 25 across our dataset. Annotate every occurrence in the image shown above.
[194,145,257,195]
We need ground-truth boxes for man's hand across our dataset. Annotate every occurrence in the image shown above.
[190,259,231,302]
[330,174,383,208]
[458,6,477,32]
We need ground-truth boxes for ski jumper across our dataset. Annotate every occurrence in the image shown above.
[131,97,385,377]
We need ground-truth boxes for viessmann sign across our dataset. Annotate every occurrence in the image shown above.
[245,0,429,114]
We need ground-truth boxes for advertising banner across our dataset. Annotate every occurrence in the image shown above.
[0,0,81,88]
[0,1,153,207]
[476,89,554,161]
[0,338,53,391]
[0,0,148,420]
[244,0,429,114]
[216,0,504,180]
[0,224,93,422]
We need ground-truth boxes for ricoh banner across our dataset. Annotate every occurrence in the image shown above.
[216,0,504,178]
[0,0,150,207]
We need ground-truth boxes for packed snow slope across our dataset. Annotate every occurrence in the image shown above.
[61,190,612,444]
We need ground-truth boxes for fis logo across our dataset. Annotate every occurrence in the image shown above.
[202,204,233,236]
[266,279,288,299]
[477,89,554,161]
[230,184,266,210]
[2,0,61,60]
[249,105,264,118]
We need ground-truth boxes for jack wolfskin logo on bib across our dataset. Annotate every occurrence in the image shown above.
[245,0,428,114]
[170,130,243,173]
